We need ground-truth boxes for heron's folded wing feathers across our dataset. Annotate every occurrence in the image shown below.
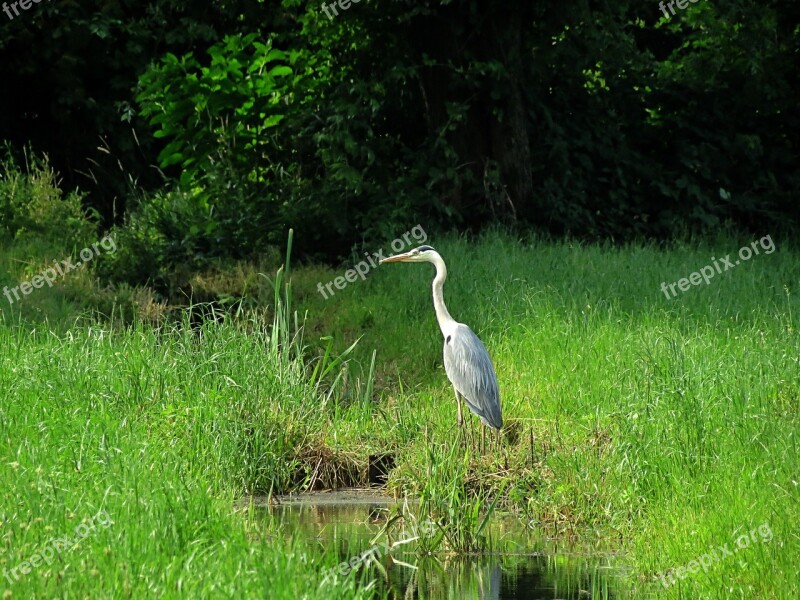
[443,324,503,428]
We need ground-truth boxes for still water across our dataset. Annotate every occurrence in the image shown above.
[262,491,629,600]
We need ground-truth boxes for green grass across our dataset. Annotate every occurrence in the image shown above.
[1,229,798,598]
[291,230,799,597]
[0,311,381,598]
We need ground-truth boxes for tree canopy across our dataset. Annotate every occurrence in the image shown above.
[1,0,797,261]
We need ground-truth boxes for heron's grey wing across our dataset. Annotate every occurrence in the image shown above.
[443,324,502,428]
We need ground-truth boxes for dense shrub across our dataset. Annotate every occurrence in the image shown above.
[2,0,798,273]
[0,150,97,250]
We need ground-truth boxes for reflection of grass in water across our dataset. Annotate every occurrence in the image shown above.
[366,549,618,600]
[375,429,507,555]
[260,499,621,599]
[420,440,502,553]
[385,522,621,599]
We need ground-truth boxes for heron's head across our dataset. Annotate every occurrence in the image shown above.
[380,245,437,264]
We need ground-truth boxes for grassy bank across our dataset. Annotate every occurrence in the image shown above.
[1,229,798,597]
[0,309,380,597]
[295,231,799,597]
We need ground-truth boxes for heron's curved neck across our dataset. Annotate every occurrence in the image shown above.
[431,254,456,336]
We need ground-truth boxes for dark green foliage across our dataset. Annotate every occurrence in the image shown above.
[0,0,285,219]
[138,35,292,178]
[1,0,798,274]
[95,189,216,291]
[0,148,97,249]
[136,33,294,257]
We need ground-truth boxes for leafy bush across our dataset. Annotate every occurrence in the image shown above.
[136,33,295,257]
[0,148,97,250]
[134,0,800,257]
[97,188,218,291]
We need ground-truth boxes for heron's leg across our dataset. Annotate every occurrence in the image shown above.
[470,417,477,451]
[453,389,468,447]
[453,388,464,427]
[496,428,507,467]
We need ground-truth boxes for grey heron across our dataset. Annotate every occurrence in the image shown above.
[380,245,503,437]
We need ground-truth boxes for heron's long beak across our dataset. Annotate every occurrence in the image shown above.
[379,252,413,264]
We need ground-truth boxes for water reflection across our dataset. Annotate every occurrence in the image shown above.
[264,492,621,599]
[373,553,615,599]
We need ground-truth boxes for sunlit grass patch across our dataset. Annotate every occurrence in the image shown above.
[1,228,798,597]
